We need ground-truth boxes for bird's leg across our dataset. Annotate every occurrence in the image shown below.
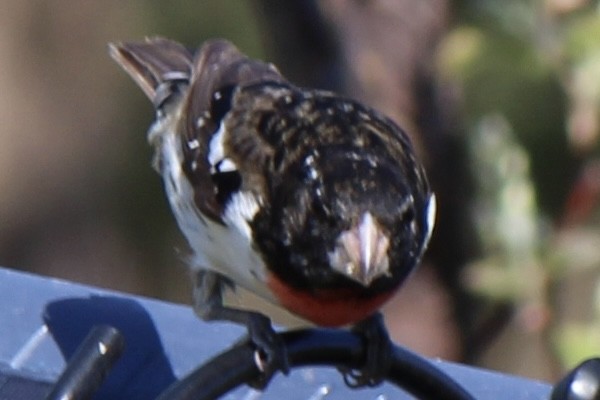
[192,270,290,388]
[339,312,393,388]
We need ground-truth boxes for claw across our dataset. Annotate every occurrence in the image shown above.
[339,313,393,388]
[191,271,289,389]
[243,312,290,389]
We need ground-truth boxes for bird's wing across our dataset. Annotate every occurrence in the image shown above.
[110,38,286,223]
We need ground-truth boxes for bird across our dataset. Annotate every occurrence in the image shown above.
[109,37,436,387]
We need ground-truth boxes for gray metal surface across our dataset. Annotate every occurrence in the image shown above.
[0,266,552,399]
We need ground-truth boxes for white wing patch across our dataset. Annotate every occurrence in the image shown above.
[207,121,238,174]
[223,191,261,241]
[218,158,237,173]
[207,122,225,167]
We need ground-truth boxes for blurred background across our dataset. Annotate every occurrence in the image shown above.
[2,0,600,384]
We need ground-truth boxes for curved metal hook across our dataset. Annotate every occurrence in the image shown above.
[156,328,475,400]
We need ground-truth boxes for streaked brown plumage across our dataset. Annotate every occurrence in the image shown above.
[110,37,435,384]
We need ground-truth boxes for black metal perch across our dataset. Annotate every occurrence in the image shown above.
[45,325,124,400]
[42,322,600,400]
[156,328,476,400]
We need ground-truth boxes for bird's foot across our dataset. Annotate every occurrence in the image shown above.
[242,312,290,389]
[339,313,393,388]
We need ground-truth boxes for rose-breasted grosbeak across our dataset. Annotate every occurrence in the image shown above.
[110,37,435,385]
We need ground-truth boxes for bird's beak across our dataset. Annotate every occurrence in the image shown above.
[329,212,390,286]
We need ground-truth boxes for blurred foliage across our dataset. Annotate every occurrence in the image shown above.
[141,1,264,55]
[441,0,600,373]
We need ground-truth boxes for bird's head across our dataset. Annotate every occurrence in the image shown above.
[253,139,435,291]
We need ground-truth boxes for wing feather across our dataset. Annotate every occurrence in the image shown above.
[179,40,286,221]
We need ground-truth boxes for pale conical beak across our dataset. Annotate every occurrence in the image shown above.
[328,212,390,286]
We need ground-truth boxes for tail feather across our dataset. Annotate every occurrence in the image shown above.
[109,37,193,103]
